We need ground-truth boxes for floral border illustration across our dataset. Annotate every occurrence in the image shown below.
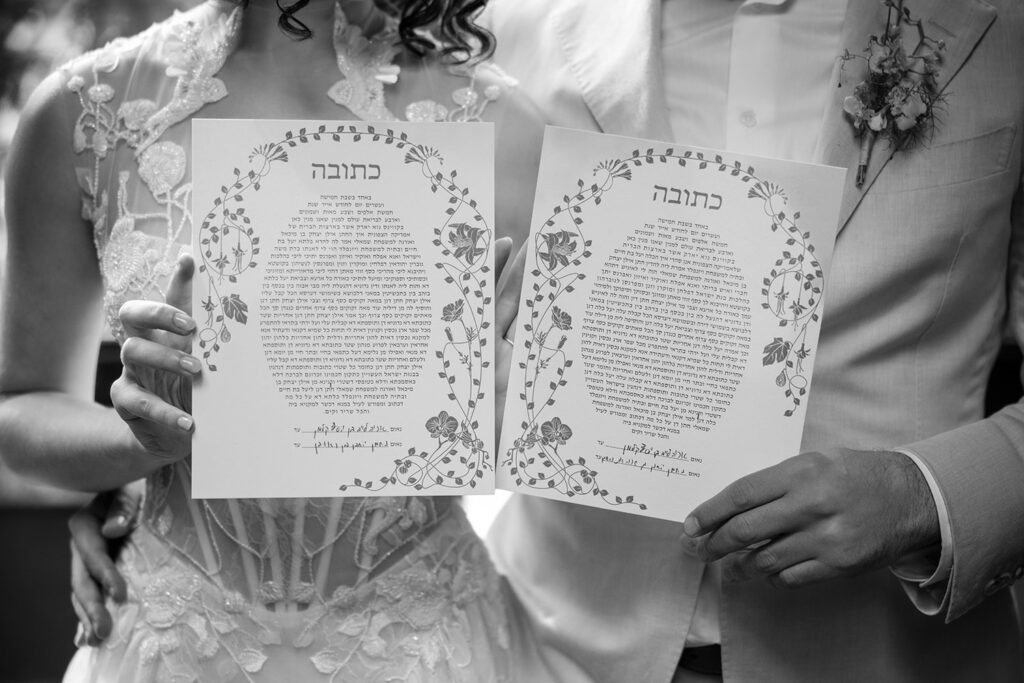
[196,124,495,493]
[504,147,824,511]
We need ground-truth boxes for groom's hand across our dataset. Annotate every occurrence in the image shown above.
[69,486,140,645]
[683,448,941,587]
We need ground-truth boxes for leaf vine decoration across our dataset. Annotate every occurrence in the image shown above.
[505,146,824,509]
[196,124,494,493]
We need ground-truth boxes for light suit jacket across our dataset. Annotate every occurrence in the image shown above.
[485,0,1024,680]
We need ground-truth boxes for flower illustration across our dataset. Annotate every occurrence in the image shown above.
[551,306,573,331]
[448,223,486,265]
[425,411,459,440]
[539,231,578,270]
[248,143,288,166]
[441,299,464,322]
[748,181,787,217]
[404,144,442,166]
[460,431,485,452]
[540,418,573,446]
[594,159,632,183]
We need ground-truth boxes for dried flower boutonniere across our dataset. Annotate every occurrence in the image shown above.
[841,0,946,187]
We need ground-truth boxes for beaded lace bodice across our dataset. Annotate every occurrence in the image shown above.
[62,3,513,681]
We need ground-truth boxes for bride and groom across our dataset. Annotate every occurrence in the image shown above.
[7,0,1024,681]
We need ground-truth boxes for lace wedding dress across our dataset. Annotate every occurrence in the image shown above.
[60,4,531,681]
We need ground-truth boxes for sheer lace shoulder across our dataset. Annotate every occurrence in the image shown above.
[60,4,237,341]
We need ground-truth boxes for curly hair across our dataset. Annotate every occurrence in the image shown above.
[269,0,493,63]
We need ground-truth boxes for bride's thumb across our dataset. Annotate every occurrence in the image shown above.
[167,253,194,316]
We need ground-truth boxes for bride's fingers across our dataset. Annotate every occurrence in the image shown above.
[165,253,194,316]
[120,336,202,378]
[119,299,196,348]
[110,374,194,433]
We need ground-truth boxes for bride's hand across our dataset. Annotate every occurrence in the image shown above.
[110,255,199,462]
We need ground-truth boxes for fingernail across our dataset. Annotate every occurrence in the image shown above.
[112,514,128,529]
[103,576,119,598]
[177,416,193,431]
[179,355,201,373]
[680,535,700,558]
[74,623,91,648]
[173,313,194,331]
[683,516,701,537]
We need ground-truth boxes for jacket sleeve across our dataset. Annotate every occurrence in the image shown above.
[900,165,1024,622]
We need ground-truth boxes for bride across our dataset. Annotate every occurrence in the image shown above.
[0,0,542,680]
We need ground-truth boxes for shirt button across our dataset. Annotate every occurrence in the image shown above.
[739,110,758,128]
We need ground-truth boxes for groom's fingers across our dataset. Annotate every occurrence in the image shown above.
[101,482,144,539]
[497,241,528,340]
[684,462,791,539]
[695,501,792,562]
[768,559,836,589]
[69,499,127,604]
[721,532,811,583]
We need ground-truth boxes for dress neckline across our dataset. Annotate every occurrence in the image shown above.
[194,0,489,124]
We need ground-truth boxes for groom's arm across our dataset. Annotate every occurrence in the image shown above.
[895,170,1024,621]
[684,167,1024,623]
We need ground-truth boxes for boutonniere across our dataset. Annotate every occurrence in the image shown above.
[841,0,946,187]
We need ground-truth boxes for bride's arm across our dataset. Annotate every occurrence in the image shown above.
[0,72,172,491]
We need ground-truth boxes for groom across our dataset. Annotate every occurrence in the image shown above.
[484,0,1024,680]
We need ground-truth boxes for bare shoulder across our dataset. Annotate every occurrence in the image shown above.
[5,69,79,221]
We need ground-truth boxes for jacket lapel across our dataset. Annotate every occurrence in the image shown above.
[553,0,673,142]
[816,0,997,235]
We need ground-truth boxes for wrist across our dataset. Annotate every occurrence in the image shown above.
[888,449,942,556]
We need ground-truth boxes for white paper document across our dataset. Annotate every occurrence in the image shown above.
[498,127,846,521]
[192,119,496,499]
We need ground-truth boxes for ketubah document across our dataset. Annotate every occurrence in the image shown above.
[498,126,846,521]
[191,119,496,499]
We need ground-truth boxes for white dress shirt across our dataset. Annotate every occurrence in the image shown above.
[660,0,952,649]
